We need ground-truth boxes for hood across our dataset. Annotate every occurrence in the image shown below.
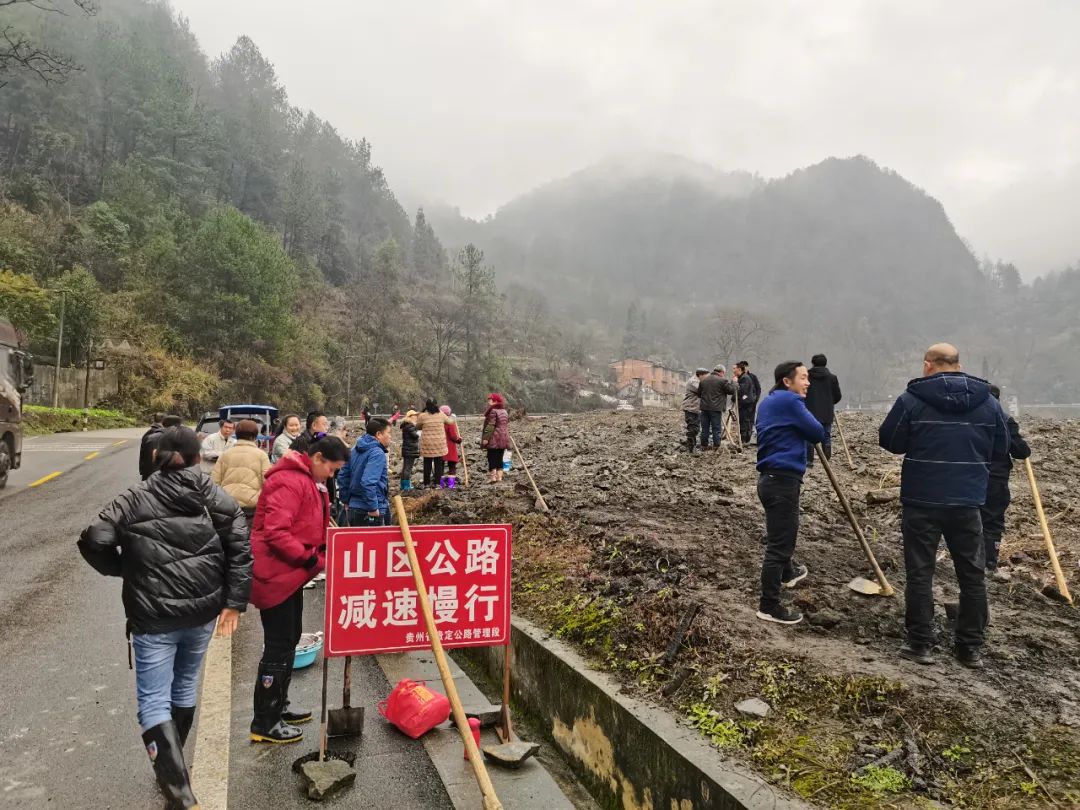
[356,433,383,454]
[266,450,313,481]
[808,366,831,380]
[146,466,213,515]
[907,372,990,414]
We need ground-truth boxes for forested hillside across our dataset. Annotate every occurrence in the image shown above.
[430,155,1080,403]
[0,0,586,414]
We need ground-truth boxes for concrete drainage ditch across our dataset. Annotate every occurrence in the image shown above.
[458,616,809,810]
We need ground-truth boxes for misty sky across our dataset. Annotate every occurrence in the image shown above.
[173,0,1080,278]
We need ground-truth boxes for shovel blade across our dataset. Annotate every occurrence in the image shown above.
[326,706,365,739]
[848,576,883,596]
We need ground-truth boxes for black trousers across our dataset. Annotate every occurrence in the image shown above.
[260,589,304,666]
[487,448,504,472]
[758,472,801,611]
[683,411,700,447]
[979,479,1011,570]
[422,457,445,487]
[401,455,416,482]
[739,407,754,443]
[902,505,987,650]
[805,421,832,467]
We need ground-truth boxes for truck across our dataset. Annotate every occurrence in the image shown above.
[0,318,35,488]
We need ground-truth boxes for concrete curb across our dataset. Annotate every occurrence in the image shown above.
[461,616,810,810]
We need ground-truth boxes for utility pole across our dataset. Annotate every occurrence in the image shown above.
[344,354,360,417]
[82,336,93,430]
[52,290,66,408]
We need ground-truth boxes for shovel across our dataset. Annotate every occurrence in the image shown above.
[326,657,365,738]
[1024,458,1073,605]
[815,444,895,597]
[482,644,539,769]
[833,413,857,471]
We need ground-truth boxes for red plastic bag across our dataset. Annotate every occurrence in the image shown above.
[378,679,451,739]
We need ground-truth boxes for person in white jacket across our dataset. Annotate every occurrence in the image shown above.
[200,419,236,473]
[271,414,302,463]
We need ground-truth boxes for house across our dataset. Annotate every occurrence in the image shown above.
[608,359,684,397]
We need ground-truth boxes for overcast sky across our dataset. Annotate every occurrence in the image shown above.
[173,0,1080,278]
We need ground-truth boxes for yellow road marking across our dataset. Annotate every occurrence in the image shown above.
[84,451,99,460]
[28,471,62,488]
[110,440,127,447]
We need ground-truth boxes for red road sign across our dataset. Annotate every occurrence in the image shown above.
[324,524,512,656]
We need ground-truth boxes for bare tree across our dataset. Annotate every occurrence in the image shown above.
[0,0,96,89]
[710,307,775,368]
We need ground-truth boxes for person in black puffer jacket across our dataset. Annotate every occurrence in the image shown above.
[803,354,842,466]
[79,427,251,810]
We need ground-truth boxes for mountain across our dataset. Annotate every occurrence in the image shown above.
[428,155,993,400]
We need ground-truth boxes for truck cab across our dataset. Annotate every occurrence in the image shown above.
[0,318,35,488]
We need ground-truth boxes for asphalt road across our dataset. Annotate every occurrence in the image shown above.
[0,430,451,809]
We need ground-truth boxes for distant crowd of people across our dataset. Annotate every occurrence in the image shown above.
[79,392,512,809]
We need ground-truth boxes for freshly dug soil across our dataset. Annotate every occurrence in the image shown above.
[409,411,1080,808]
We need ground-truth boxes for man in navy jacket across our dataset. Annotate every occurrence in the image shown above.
[879,344,1009,669]
[754,361,826,625]
[337,417,391,526]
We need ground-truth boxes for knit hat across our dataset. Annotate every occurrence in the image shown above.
[439,405,452,416]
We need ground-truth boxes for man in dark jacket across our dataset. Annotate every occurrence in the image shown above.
[681,368,708,453]
[754,361,826,625]
[879,344,1010,669]
[338,417,392,525]
[804,354,842,466]
[734,362,758,444]
[697,365,737,450]
[138,413,165,480]
[982,385,1031,574]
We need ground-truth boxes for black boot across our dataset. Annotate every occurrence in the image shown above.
[250,662,304,744]
[280,662,312,724]
[141,720,199,809]
[171,705,196,748]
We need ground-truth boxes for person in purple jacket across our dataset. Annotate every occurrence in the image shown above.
[754,361,826,625]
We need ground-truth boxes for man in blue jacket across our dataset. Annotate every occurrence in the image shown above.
[338,417,392,527]
[879,344,1010,669]
[755,361,826,625]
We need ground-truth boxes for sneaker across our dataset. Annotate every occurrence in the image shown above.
[954,647,985,670]
[898,643,935,665]
[756,605,803,625]
[782,564,809,588]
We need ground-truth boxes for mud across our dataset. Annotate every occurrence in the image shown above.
[409,411,1080,808]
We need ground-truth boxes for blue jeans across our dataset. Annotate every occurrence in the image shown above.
[132,619,216,731]
[700,410,724,447]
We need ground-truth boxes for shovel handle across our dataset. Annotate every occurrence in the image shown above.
[342,656,352,708]
[1024,458,1073,605]
[815,444,895,597]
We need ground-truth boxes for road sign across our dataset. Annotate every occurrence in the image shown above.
[324,524,512,656]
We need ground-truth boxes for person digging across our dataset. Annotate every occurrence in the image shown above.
[754,361,826,625]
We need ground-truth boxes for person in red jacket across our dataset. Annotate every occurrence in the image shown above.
[248,436,348,744]
[440,404,463,488]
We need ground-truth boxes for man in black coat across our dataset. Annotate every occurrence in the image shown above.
[734,362,758,444]
[697,365,736,450]
[982,385,1031,574]
[804,354,842,465]
[139,413,166,480]
[879,344,1009,670]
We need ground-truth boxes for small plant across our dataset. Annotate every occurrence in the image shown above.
[702,673,729,701]
[686,703,744,748]
[851,765,910,795]
[754,660,797,703]
[941,743,972,762]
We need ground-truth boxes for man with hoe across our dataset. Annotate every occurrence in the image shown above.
[879,343,1009,669]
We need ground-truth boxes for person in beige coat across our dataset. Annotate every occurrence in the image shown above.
[414,399,448,488]
[212,420,271,518]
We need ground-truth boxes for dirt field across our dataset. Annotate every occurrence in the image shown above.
[409,411,1080,809]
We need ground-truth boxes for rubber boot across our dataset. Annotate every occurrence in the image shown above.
[438,476,447,489]
[250,663,304,744]
[400,479,412,492]
[447,476,456,489]
[280,662,311,724]
[171,705,196,748]
[142,720,199,809]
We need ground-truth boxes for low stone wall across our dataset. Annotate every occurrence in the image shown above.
[26,364,119,409]
[461,617,807,810]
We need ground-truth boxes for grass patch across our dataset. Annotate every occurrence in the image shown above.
[23,405,136,435]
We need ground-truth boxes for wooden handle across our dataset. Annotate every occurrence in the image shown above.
[816,445,895,596]
[318,652,329,762]
[509,435,549,513]
[833,413,856,471]
[392,496,503,807]
[1024,459,1073,605]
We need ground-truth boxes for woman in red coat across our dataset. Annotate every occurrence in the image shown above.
[439,405,463,488]
[248,436,348,744]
